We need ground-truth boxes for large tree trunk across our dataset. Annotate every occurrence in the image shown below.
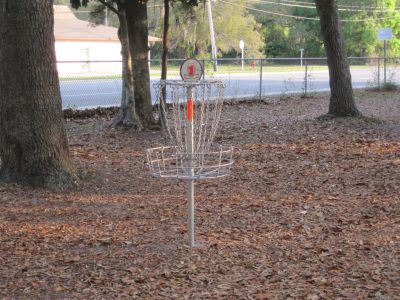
[124,0,157,129]
[112,5,143,130]
[0,1,77,190]
[315,0,361,117]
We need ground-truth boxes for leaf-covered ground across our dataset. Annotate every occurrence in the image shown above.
[0,90,399,299]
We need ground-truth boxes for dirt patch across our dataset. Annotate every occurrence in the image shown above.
[1,90,399,299]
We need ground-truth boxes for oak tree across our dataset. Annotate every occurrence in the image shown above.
[123,0,157,128]
[315,0,361,117]
[71,0,144,128]
[0,0,77,189]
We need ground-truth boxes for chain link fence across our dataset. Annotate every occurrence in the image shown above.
[58,57,400,109]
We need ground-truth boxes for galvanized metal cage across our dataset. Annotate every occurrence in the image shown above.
[146,76,233,247]
[146,145,233,180]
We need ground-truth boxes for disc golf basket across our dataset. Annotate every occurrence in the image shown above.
[146,59,233,247]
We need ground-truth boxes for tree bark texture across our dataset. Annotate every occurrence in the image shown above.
[161,0,170,82]
[0,1,77,189]
[315,0,361,117]
[112,5,143,129]
[124,0,157,128]
[159,0,170,127]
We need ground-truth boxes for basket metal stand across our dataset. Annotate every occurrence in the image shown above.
[147,77,233,247]
[146,145,233,247]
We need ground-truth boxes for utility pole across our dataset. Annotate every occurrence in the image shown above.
[239,40,244,71]
[384,40,387,86]
[300,48,304,66]
[206,0,218,71]
[105,6,109,26]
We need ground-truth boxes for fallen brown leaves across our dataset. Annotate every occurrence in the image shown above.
[0,90,399,299]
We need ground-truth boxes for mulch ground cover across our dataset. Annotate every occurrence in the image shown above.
[0,90,399,299]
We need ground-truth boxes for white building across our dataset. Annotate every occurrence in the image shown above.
[54,5,160,75]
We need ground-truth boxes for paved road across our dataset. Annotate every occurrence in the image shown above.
[60,67,391,109]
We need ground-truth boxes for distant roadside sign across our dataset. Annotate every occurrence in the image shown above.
[239,40,244,50]
[378,28,393,41]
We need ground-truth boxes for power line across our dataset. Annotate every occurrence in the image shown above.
[266,0,400,10]
[247,0,400,12]
[220,0,321,20]
[246,0,316,10]
[220,0,396,22]
[334,1,399,9]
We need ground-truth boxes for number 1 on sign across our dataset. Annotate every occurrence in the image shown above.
[188,64,195,77]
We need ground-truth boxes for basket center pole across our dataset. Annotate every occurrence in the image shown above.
[187,86,195,247]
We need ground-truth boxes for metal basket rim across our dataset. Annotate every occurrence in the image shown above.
[154,79,225,87]
[146,145,233,155]
[146,145,234,180]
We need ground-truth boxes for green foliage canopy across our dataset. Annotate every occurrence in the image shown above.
[66,0,400,59]
[151,0,263,58]
[251,0,400,58]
